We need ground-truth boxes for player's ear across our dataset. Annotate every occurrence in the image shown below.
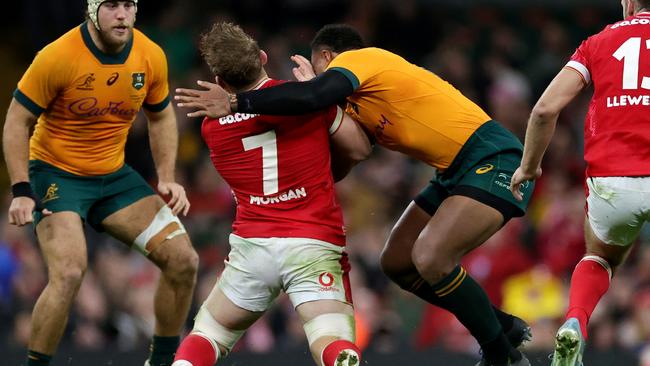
[259,50,268,66]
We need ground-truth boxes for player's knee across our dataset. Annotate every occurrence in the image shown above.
[163,243,199,285]
[411,240,455,283]
[50,263,86,294]
[192,306,245,357]
[304,313,355,351]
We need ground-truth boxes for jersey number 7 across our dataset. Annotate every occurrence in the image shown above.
[242,130,279,195]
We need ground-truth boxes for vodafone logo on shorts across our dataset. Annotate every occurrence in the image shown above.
[319,272,334,287]
[318,272,339,292]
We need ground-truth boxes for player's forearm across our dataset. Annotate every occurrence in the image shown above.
[3,101,35,184]
[147,111,178,183]
[236,70,353,115]
[520,109,558,173]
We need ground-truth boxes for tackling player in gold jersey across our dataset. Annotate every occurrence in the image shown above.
[176,24,533,366]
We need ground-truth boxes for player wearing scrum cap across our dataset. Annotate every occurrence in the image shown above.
[3,1,198,365]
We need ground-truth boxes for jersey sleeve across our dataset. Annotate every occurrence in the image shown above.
[14,47,67,116]
[327,49,383,91]
[566,39,591,84]
[328,106,344,135]
[143,43,170,112]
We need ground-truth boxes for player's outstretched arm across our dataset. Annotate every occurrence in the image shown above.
[330,113,372,182]
[3,98,51,225]
[144,104,190,216]
[176,70,353,118]
[510,67,586,201]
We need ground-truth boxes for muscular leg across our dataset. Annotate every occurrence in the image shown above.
[410,195,520,364]
[102,196,198,364]
[381,201,518,341]
[29,212,87,362]
[564,216,633,338]
[173,286,263,366]
[296,300,359,366]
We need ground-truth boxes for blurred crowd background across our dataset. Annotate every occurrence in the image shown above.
[2,0,650,364]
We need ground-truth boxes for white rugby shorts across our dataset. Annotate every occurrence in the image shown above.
[586,176,650,246]
[216,234,353,312]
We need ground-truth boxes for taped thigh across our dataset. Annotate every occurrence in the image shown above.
[133,205,186,256]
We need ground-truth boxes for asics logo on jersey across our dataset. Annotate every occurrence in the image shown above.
[475,164,494,174]
[375,114,393,137]
[68,97,138,118]
[107,72,119,86]
[219,113,259,125]
[42,183,60,203]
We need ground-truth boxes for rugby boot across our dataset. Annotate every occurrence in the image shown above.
[335,349,361,366]
[550,318,585,366]
[475,352,531,366]
[506,316,533,348]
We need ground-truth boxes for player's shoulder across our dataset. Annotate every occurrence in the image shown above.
[590,14,650,41]
[36,24,84,60]
[132,28,166,57]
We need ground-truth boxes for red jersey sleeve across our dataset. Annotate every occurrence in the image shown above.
[567,39,592,84]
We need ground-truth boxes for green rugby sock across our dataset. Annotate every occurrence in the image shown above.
[430,266,513,363]
[408,272,515,334]
[27,350,51,366]
[147,335,180,366]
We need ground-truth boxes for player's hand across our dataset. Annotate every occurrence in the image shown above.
[509,166,542,201]
[175,79,230,118]
[291,55,316,81]
[8,197,52,226]
[158,181,190,216]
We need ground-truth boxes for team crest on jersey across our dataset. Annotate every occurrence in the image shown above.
[76,73,96,91]
[131,72,145,90]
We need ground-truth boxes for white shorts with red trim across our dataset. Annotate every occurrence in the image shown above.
[586,176,650,246]
[217,234,353,312]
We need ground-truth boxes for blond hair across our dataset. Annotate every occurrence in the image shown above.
[199,22,262,89]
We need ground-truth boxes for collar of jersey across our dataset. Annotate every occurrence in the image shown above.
[80,21,133,65]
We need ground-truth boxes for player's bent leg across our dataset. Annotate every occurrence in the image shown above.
[101,195,198,366]
[381,200,530,349]
[410,195,525,365]
[29,212,87,362]
[173,287,262,366]
[296,300,360,366]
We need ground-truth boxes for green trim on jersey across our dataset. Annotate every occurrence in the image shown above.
[329,67,360,90]
[13,89,44,116]
[80,21,133,65]
[143,95,170,112]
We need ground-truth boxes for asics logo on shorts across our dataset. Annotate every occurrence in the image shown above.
[42,183,60,203]
[475,164,494,174]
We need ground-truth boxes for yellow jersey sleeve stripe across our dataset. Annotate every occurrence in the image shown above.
[329,67,360,90]
[13,89,44,116]
[143,95,171,112]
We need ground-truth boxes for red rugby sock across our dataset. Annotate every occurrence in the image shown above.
[565,256,612,339]
[173,333,218,366]
[321,340,361,366]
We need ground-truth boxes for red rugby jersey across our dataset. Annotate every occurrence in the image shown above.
[201,78,346,245]
[568,12,650,177]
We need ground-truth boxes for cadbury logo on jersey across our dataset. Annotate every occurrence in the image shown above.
[219,113,259,125]
[68,97,138,118]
